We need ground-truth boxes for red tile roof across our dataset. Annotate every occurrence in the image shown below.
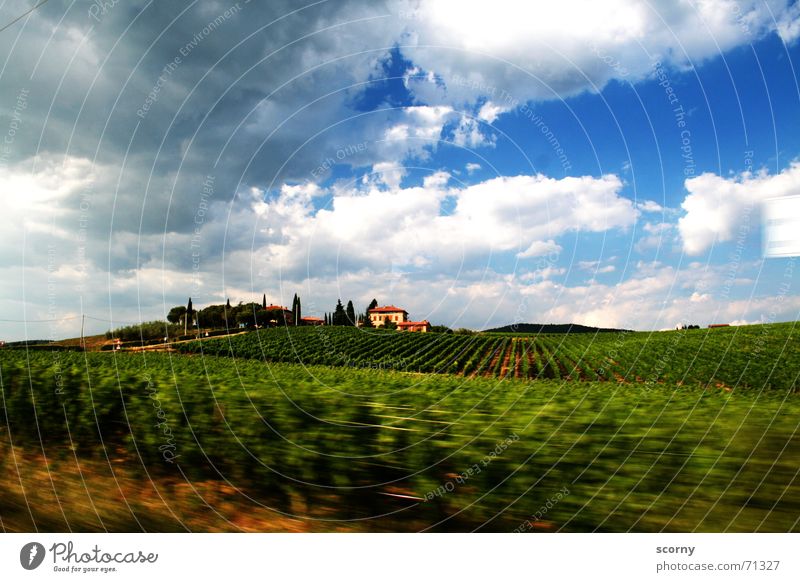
[397,320,430,327]
[265,305,291,311]
[301,316,323,321]
[368,305,408,313]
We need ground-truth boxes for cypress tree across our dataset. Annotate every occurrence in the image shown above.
[333,300,346,326]
[262,294,267,310]
[296,295,302,323]
[346,300,356,326]
[362,298,378,328]
[185,297,193,334]
[291,293,299,325]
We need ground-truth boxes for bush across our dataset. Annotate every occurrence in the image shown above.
[105,321,181,342]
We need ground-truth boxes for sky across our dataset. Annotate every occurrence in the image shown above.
[1,0,800,340]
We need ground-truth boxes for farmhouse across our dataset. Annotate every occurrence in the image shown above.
[265,305,294,325]
[397,320,431,333]
[368,305,430,332]
[300,316,324,326]
[368,305,408,327]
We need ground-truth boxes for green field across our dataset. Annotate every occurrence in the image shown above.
[2,327,799,532]
[176,322,799,390]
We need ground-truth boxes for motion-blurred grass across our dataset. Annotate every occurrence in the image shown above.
[1,350,798,532]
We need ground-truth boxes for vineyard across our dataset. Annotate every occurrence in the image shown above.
[2,348,799,532]
[175,322,800,391]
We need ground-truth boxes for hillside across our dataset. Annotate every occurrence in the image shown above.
[174,321,799,391]
[484,323,627,334]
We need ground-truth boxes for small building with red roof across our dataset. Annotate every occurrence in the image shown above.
[397,320,431,333]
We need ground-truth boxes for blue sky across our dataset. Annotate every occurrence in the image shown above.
[1,0,800,340]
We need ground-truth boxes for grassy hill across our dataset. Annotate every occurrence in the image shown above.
[484,323,626,334]
[174,321,800,391]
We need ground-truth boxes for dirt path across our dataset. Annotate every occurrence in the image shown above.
[498,340,514,378]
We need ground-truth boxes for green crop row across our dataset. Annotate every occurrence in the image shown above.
[173,323,800,390]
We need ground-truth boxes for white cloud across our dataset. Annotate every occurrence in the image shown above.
[255,172,636,279]
[371,162,407,190]
[379,105,455,161]
[577,259,616,273]
[635,221,677,253]
[402,0,795,104]
[450,115,496,148]
[637,200,663,212]
[477,101,511,123]
[678,162,800,255]
[777,2,800,43]
[465,162,482,174]
[517,239,562,258]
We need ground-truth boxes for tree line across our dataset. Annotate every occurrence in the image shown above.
[165,294,307,332]
[323,298,379,327]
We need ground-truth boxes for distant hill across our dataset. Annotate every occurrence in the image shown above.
[483,323,628,334]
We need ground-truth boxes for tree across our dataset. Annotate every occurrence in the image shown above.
[362,298,378,328]
[291,293,299,326]
[185,297,194,334]
[296,295,302,324]
[232,302,261,328]
[198,305,225,329]
[224,298,232,329]
[345,300,356,326]
[262,294,267,310]
[332,300,346,326]
[167,306,186,324]
[430,325,453,334]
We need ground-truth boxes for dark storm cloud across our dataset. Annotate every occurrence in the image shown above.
[0,0,403,256]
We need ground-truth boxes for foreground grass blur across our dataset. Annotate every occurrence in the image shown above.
[1,350,798,532]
